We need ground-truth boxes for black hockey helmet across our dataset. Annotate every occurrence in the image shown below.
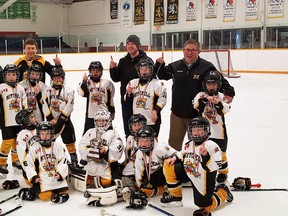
[188,117,211,145]
[51,67,65,89]
[126,190,148,209]
[28,64,43,86]
[128,114,147,136]
[88,61,103,82]
[136,57,154,81]
[36,121,55,147]
[3,64,19,87]
[15,109,37,130]
[202,70,222,96]
[136,125,155,152]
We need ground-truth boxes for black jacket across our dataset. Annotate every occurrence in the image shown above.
[156,57,235,118]
[109,50,147,103]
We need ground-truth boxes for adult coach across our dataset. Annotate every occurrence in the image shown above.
[155,39,235,151]
[109,35,147,138]
[14,38,61,83]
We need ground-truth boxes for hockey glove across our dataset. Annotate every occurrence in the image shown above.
[232,177,252,190]
[2,180,20,190]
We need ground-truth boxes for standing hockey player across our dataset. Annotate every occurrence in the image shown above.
[21,121,70,203]
[0,64,27,175]
[125,57,167,138]
[78,109,124,190]
[193,70,231,183]
[160,117,233,216]
[78,61,115,135]
[19,64,47,123]
[42,67,78,165]
[121,113,147,187]
[135,125,176,197]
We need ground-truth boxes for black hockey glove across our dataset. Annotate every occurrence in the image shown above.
[232,177,252,190]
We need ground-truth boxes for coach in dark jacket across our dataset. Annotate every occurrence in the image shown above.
[155,39,235,150]
[109,35,147,138]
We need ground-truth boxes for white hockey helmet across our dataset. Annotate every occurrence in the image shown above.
[94,110,112,133]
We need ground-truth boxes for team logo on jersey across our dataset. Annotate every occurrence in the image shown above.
[91,92,103,105]
[50,100,61,113]
[9,98,20,112]
[204,106,218,124]
[27,94,37,110]
[184,154,201,178]
[136,97,148,110]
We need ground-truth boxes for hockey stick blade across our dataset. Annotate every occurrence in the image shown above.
[232,188,288,192]
[0,194,18,204]
[148,204,174,216]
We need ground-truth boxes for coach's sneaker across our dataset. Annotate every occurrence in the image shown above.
[0,165,9,174]
[12,161,22,174]
[193,209,211,216]
[216,182,234,202]
[160,192,183,207]
[216,173,227,183]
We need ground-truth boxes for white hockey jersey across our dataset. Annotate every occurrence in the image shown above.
[0,83,27,127]
[78,129,124,178]
[176,140,222,195]
[193,92,231,139]
[25,141,69,192]
[77,79,115,118]
[19,80,47,123]
[42,86,74,119]
[125,79,167,125]
[135,142,176,187]
[122,135,139,176]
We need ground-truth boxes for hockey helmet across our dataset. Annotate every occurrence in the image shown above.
[3,64,19,87]
[36,121,55,147]
[94,109,112,133]
[51,67,65,89]
[88,61,103,82]
[188,117,211,145]
[126,190,148,209]
[136,125,155,153]
[28,64,43,86]
[15,109,37,130]
[128,114,147,136]
[136,57,154,81]
[202,70,222,96]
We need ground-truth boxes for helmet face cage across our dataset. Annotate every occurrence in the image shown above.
[15,109,36,129]
[51,68,65,89]
[202,70,222,96]
[128,114,147,136]
[136,58,154,81]
[28,64,43,85]
[188,117,211,144]
[136,126,155,153]
[94,110,112,133]
[37,122,55,147]
[3,64,19,86]
[88,61,103,82]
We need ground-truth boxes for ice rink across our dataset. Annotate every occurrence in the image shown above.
[1,71,288,216]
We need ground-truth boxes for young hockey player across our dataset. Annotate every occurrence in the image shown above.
[121,113,147,187]
[19,64,47,123]
[160,117,233,216]
[20,121,70,203]
[77,61,115,135]
[134,125,176,197]
[193,70,231,183]
[0,64,27,175]
[78,109,124,189]
[16,109,38,184]
[125,57,167,138]
[42,67,78,165]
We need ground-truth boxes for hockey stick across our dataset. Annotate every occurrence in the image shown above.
[0,196,22,216]
[0,194,18,204]
[232,188,288,192]
[148,204,174,216]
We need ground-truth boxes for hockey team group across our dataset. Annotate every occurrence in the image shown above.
[0,35,236,216]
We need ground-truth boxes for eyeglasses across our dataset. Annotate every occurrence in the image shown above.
[184,49,199,53]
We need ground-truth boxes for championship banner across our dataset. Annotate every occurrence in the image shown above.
[245,0,259,21]
[267,0,283,18]
[134,0,144,25]
[205,0,217,19]
[120,0,132,28]
[154,0,164,26]
[30,4,37,24]
[166,0,178,24]
[186,0,197,21]
[110,0,118,20]
[223,0,235,22]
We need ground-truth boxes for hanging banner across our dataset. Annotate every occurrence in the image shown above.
[30,4,37,24]
[223,0,235,22]
[154,0,164,26]
[110,0,118,19]
[120,0,132,28]
[0,1,6,19]
[186,0,197,21]
[134,0,144,25]
[267,0,283,18]
[205,0,217,19]
[245,0,259,21]
[166,0,178,24]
